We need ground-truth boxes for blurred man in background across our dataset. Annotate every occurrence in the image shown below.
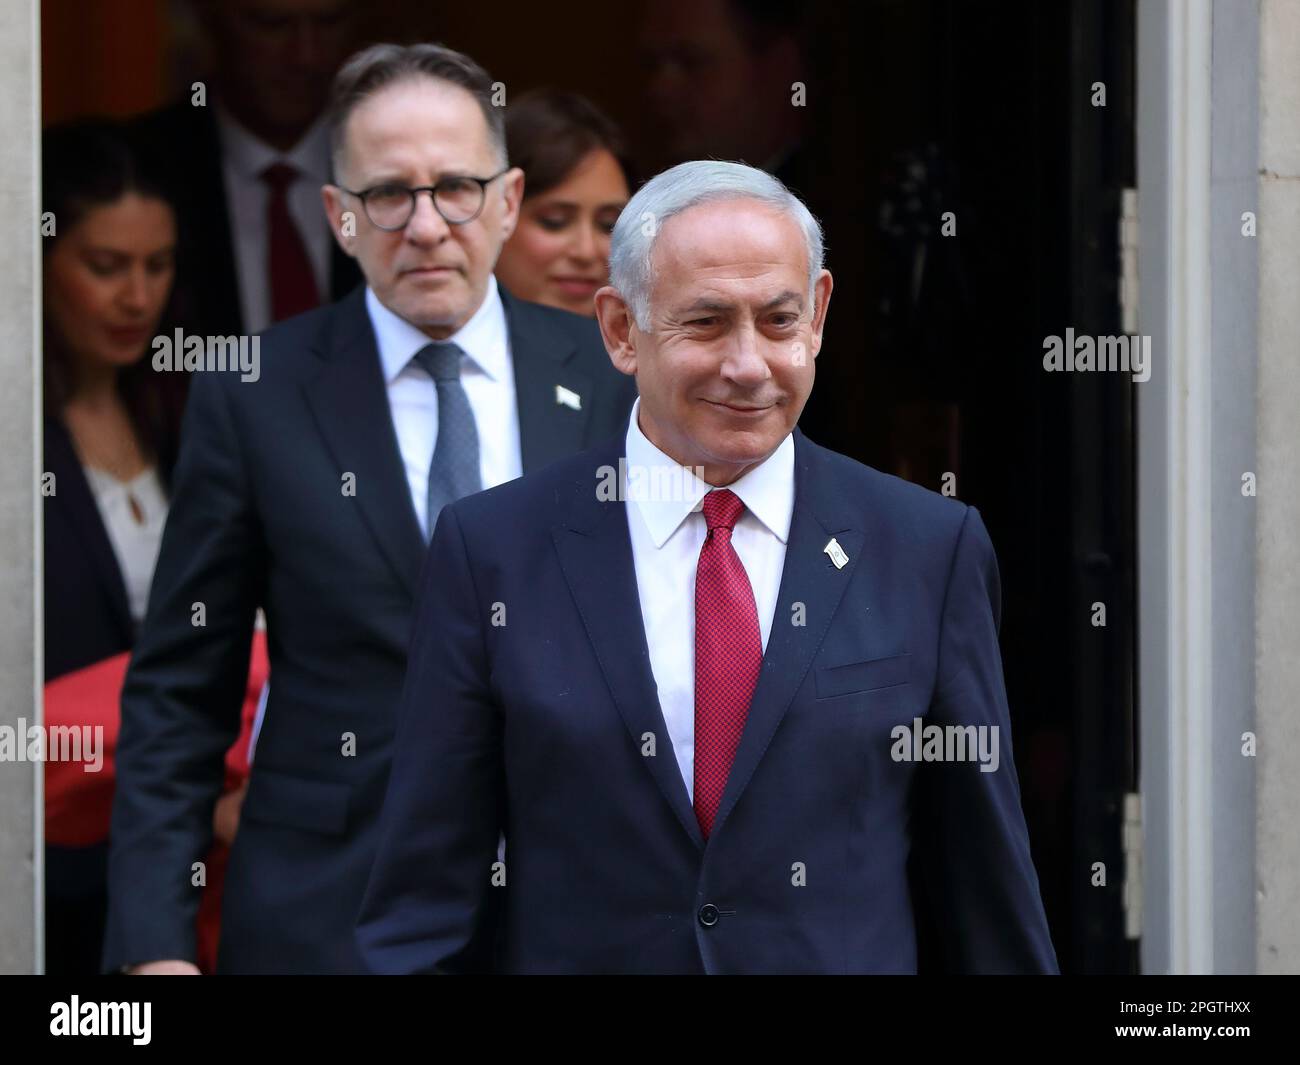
[133,0,364,338]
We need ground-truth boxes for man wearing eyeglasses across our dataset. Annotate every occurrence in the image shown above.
[103,42,637,975]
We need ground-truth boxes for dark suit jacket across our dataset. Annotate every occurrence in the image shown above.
[358,428,1059,974]
[43,419,140,682]
[131,102,361,339]
[43,418,154,976]
[103,285,636,974]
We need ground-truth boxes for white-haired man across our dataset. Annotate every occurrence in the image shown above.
[358,160,1059,974]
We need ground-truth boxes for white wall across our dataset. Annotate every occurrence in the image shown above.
[1139,0,1300,974]
[0,0,40,975]
[1254,0,1300,975]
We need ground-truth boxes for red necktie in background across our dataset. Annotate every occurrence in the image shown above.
[261,162,320,322]
[694,488,763,839]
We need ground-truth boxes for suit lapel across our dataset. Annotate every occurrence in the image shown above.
[550,430,866,850]
[44,421,134,642]
[710,430,865,838]
[303,288,426,592]
[551,437,704,850]
[502,287,595,473]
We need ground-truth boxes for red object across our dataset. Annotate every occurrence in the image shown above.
[693,489,762,838]
[262,162,320,322]
[43,632,269,972]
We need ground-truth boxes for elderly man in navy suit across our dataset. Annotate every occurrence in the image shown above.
[358,160,1058,974]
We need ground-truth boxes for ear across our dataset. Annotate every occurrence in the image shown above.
[594,286,638,377]
[807,269,834,359]
[321,185,356,257]
[497,166,525,243]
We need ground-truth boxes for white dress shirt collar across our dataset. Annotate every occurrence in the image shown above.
[213,103,332,185]
[623,395,796,548]
[367,276,510,385]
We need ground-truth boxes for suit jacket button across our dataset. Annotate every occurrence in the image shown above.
[698,904,720,928]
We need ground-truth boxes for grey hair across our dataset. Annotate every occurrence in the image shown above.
[607,160,824,331]
[327,42,507,182]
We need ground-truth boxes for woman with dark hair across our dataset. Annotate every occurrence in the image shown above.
[42,118,182,976]
[495,89,633,317]
[43,120,185,678]
[41,120,258,976]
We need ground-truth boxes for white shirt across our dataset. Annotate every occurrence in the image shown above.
[367,277,523,537]
[623,397,795,802]
[83,465,169,623]
[214,104,333,335]
[252,282,522,762]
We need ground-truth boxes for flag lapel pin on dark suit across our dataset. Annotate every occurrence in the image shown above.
[823,537,849,569]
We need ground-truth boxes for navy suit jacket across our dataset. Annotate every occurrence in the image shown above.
[43,419,140,682]
[103,285,636,974]
[358,425,1059,973]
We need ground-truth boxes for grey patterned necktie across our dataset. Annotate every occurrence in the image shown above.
[412,341,481,538]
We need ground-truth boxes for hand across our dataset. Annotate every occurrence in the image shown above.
[129,960,201,975]
[212,781,249,846]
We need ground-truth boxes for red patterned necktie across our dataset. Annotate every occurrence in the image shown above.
[261,162,320,322]
[694,488,763,839]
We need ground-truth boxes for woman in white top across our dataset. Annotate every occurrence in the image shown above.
[41,120,186,977]
[43,120,185,665]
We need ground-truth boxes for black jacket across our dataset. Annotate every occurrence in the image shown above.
[43,419,140,681]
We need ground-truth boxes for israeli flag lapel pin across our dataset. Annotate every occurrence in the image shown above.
[555,384,582,411]
[824,537,849,570]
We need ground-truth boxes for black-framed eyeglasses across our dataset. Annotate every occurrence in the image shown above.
[337,169,509,230]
